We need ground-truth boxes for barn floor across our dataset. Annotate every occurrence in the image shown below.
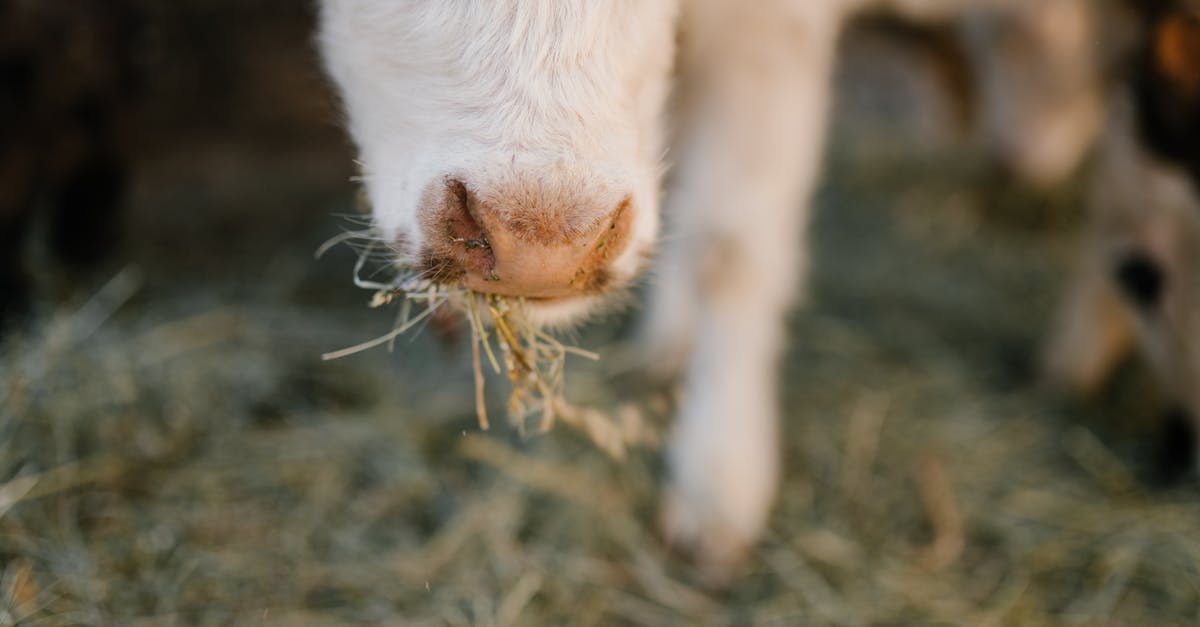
[3,16,1199,627]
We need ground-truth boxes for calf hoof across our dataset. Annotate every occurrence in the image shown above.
[659,402,778,588]
[660,482,753,588]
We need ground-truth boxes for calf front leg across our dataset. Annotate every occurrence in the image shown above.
[653,1,842,583]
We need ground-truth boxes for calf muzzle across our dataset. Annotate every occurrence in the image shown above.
[420,178,633,299]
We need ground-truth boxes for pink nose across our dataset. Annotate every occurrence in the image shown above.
[419,179,633,298]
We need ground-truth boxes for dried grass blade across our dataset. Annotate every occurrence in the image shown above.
[322,299,444,361]
[351,242,397,291]
[490,308,532,374]
[315,228,374,259]
[388,298,414,352]
[467,294,501,374]
[469,312,490,430]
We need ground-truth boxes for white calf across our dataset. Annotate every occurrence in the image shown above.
[321,0,842,581]
[319,0,1102,582]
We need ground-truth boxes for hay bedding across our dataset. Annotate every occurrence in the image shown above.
[2,169,1199,625]
[2,136,1200,626]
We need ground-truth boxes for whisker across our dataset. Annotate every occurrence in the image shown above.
[352,242,400,291]
[322,298,448,360]
[331,212,377,225]
[315,228,380,259]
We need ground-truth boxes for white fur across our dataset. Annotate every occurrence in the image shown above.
[319,0,679,326]
[646,0,844,580]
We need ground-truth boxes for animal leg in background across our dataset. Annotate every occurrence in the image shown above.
[651,0,842,582]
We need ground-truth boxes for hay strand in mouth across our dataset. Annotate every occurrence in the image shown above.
[467,292,501,375]
[320,295,446,361]
[469,307,490,431]
[321,231,655,453]
[333,284,647,450]
[321,279,572,433]
[314,228,377,260]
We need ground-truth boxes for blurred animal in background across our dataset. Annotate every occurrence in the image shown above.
[318,0,1108,583]
[0,1,143,327]
[1047,0,1200,482]
[962,0,1104,188]
[861,0,1104,188]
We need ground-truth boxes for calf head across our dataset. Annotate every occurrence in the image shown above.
[319,1,679,326]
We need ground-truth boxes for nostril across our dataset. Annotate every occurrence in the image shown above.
[1112,252,1165,310]
[569,197,633,291]
[444,180,488,248]
[425,179,496,281]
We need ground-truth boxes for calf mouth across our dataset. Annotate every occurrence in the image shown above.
[417,244,622,300]
[414,257,633,327]
[399,248,646,330]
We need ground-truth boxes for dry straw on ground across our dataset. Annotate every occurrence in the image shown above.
[3,101,1200,627]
